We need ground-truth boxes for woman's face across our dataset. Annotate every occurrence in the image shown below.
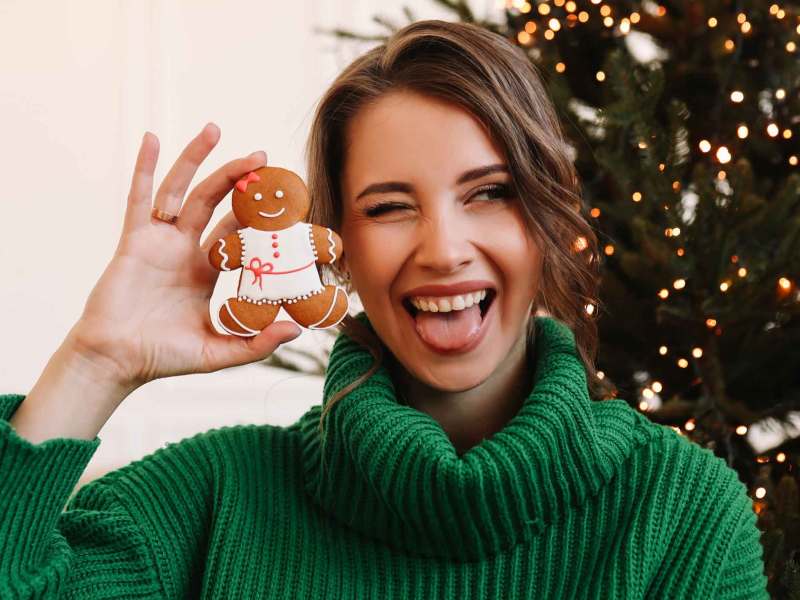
[340,90,542,391]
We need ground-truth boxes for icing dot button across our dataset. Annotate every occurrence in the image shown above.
[271,233,278,239]
[272,242,278,248]
[273,252,280,258]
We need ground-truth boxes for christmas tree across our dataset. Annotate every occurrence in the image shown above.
[316,0,800,594]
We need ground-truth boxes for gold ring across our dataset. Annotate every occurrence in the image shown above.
[151,207,178,224]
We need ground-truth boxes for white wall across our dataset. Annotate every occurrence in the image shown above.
[0,0,469,479]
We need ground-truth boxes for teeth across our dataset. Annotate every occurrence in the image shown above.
[408,289,489,313]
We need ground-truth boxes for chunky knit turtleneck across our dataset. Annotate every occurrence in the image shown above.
[298,314,642,561]
[0,315,769,598]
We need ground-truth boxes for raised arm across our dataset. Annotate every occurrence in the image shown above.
[310,224,342,265]
[208,231,242,271]
[1,394,214,598]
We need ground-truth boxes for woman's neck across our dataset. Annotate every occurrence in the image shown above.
[389,329,533,455]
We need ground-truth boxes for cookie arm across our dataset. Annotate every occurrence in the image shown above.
[208,232,242,271]
[310,225,342,265]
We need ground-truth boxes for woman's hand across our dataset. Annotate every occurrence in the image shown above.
[68,123,302,390]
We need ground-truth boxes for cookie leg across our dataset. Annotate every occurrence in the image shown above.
[283,286,349,330]
[218,299,280,337]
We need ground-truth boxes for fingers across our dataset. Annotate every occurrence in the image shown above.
[200,211,239,253]
[179,151,268,239]
[153,123,221,217]
[124,132,160,232]
[205,320,302,371]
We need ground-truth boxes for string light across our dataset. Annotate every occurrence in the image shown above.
[699,139,711,152]
[659,346,668,355]
[706,318,717,328]
[692,347,703,358]
[737,125,749,139]
[736,425,749,435]
[677,358,689,368]
[730,90,744,102]
[673,278,686,289]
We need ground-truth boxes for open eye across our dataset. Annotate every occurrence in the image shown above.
[254,193,263,201]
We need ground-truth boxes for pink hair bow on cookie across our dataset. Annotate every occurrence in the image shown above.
[235,171,261,192]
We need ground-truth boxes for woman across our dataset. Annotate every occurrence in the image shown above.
[1,20,767,599]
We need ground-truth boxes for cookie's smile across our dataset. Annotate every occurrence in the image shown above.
[258,207,286,218]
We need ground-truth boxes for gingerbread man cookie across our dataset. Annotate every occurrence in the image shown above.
[208,166,349,336]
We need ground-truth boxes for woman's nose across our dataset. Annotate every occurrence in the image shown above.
[413,214,473,274]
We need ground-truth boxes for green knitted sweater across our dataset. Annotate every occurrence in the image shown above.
[0,315,768,598]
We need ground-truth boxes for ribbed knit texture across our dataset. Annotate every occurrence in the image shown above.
[0,315,768,598]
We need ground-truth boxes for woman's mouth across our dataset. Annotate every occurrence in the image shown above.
[401,288,496,354]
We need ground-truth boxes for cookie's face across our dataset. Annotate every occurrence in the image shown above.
[232,166,310,231]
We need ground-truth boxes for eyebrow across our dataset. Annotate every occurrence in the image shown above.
[354,163,509,202]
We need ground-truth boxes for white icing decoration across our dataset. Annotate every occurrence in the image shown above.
[254,192,263,200]
[221,301,258,337]
[308,287,347,329]
[275,189,284,198]
[236,223,324,302]
[258,207,286,218]
[326,227,337,261]
[218,239,231,271]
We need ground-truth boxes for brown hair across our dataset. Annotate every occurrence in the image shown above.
[305,19,614,434]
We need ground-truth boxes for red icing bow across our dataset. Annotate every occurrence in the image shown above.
[244,257,273,289]
[235,171,261,193]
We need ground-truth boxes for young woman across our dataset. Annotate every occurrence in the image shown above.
[1,20,767,599]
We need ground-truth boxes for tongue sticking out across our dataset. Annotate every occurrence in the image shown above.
[414,305,482,352]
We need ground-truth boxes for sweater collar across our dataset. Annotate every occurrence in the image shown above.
[296,313,642,561]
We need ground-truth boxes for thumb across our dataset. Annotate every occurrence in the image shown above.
[210,320,302,370]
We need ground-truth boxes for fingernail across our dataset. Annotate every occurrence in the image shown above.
[249,150,267,162]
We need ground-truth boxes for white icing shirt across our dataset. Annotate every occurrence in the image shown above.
[236,223,324,302]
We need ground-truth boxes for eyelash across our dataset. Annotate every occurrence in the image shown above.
[363,183,512,217]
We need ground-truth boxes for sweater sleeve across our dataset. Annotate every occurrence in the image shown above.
[0,393,213,599]
[712,494,770,600]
